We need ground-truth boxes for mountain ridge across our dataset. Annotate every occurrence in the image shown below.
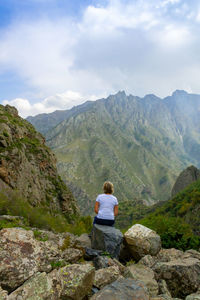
[27,90,200,215]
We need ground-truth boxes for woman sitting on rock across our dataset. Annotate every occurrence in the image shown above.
[93,181,118,226]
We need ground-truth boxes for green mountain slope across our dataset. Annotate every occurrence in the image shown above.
[137,177,200,250]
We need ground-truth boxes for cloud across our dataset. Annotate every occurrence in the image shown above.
[2,90,103,118]
[1,0,200,116]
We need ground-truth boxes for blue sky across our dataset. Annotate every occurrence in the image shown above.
[1,0,200,116]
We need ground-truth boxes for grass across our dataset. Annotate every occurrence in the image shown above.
[0,189,92,235]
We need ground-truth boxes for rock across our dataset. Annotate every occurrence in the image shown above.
[75,233,91,249]
[61,247,83,263]
[183,249,200,261]
[153,258,200,298]
[84,248,103,260]
[139,255,157,268]
[93,256,110,269]
[91,224,123,258]
[124,224,161,260]
[158,280,172,298]
[186,292,200,300]
[90,278,149,300]
[171,165,200,197]
[156,248,184,262]
[0,228,60,292]
[8,272,53,300]
[127,264,159,296]
[49,263,95,300]
[0,287,8,300]
[94,266,121,289]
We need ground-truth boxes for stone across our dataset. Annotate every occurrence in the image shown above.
[124,224,161,260]
[91,224,123,259]
[139,255,157,268]
[183,249,200,261]
[158,280,172,298]
[49,263,95,300]
[93,256,110,269]
[127,264,159,296]
[0,228,60,292]
[90,278,149,300]
[153,258,200,298]
[8,272,53,300]
[75,233,91,249]
[94,266,121,289]
[156,248,184,262]
[84,248,103,260]
[0,287,8,300]
[61,247,83,263]
[186,292,200,300]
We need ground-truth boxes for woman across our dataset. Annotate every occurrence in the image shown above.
[94,181,118,226]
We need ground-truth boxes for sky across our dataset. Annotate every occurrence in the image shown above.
[0,0,200,117]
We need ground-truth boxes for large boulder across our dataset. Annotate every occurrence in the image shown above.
[153,257,200,298]
[91,224,123,258]
[124,224,161,260]
[127,264,159,296]
[94,266,121,289]
[90,278,149,300]
[0,228,60,292]
[49,263,95,300]
[8,272,53,300]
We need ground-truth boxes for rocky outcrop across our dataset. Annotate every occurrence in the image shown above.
[91,224,123,258]
[0,104,78,217]
[171,165,200,198]
[124,224,161,260]
[0,224,200,299]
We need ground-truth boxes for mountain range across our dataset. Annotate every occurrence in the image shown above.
[27,90,200,215]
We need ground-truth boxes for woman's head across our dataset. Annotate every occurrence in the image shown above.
[103,181,114,194]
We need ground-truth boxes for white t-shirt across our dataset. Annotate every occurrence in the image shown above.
[96,194,118,220]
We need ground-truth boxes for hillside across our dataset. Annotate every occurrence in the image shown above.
[0,104,79,223]
[136,175,200,250]
[27,90,200,214]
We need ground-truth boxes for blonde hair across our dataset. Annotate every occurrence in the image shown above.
[103,181,114,194]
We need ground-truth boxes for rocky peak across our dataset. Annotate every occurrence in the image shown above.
[171,165,200,198]
[0,104,79,218]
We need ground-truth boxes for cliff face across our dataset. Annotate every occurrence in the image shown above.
[0,104,78,218]
[171,165,200,198]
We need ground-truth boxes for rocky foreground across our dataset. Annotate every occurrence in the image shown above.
[0,220,199,300]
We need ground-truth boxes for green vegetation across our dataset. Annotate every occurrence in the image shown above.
[33,230,49,242]
[0,190,92,235]
[50,260,67,269]
[135,179,200,251]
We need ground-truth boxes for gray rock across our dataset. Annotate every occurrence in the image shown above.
[94,266,121,289]
[93,256,110,269]
[0,287,8,300]
[90,278,149,300]
[74,233,91,249]
[91,224,123,259]
[186,292,200,300]
[153,257,200,298]
[84,248,103,260]
[8,272,53,300]
[171,165,200,197]
[127,264,159,296]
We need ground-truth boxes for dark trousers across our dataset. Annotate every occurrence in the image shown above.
[93,216,115,226]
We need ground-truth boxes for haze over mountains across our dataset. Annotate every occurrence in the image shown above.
[27,90,200,214]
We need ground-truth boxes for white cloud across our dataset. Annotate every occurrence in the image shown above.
[1,0,200,116]
[2,91,104,118]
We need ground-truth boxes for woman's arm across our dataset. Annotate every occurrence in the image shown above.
[94,201,100,214]
[114,205,118,217]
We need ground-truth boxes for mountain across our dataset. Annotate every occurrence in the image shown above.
[27,90,200,215]
[0,104,79,221]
